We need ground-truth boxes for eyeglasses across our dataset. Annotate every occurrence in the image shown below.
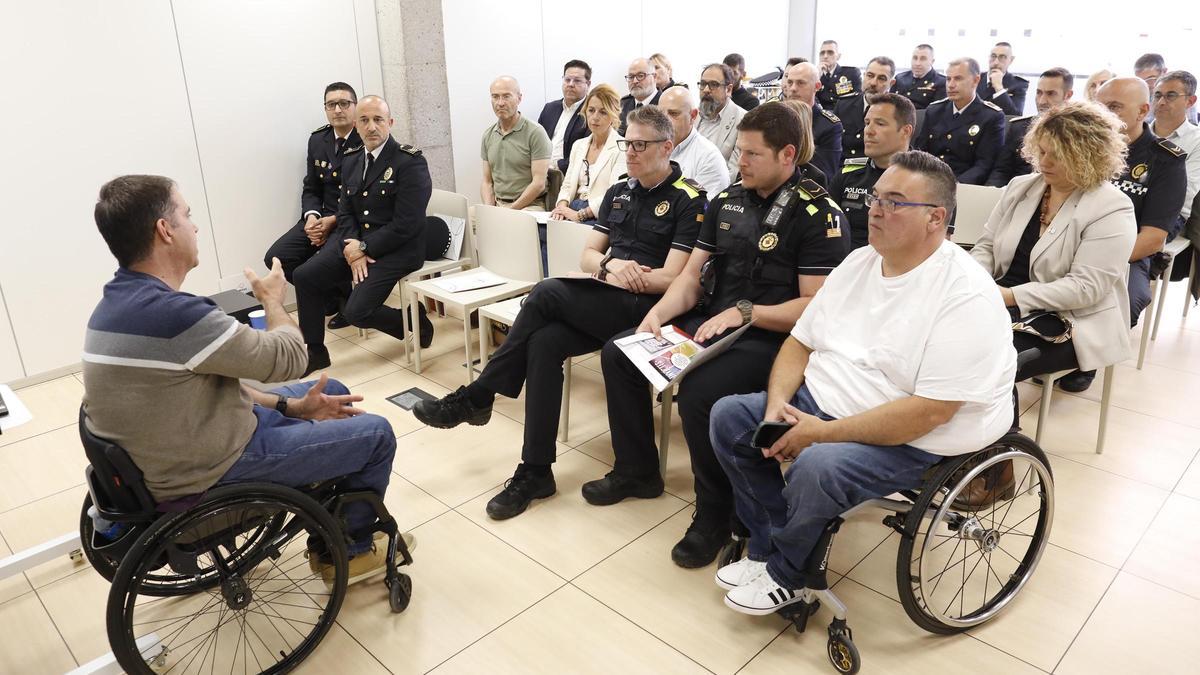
[1152,91,1188,102]
[865,194,941,213]
[616,139,668,152]
[563,76,589,86]
[624,72,651,82]
[697,80,726,91]
[582,159,591,187]
[324,100,354,111]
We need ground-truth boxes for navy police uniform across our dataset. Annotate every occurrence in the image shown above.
[731,85,760,111]
[894,70,947,110]
[987,114,1035,187]
[915,96,1006,185]
[833,92,869,159]
[265,124,362,282]
[831,157,885,249]
[293,137,433,351]
[818,65,861,109]
[811,103,845,188]
[977,71,1029,116]
[601,169,849,534]
[1112,124,1188,324]
[474,162,705,466]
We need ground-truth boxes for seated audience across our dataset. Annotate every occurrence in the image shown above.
[83,175,409,583]
[978,41,1028,116]
[551,84,627,223]
[658,86,732,197]
[1085,69,1115,101]
[1135,53,1166,122]
[916,57,1005,185]
[782,61,844,182]
[620,57,662,136]
[988,67,1075,187]
[650,53,684,92]
[482,76,551,211]
[414,106,704,520]
[1151,72,1200,223]
[709,151,1015,615]
[832,92,916,248]
[780,100,833,190]
[724,53,761,111]
[834,56,896,160]
[697,63,748,175]
[971,102,1137,399]
[538,59,592,174]
[817,39,862,109]
[894,44,946,111]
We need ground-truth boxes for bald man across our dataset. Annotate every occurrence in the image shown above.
[294,95,434,373]
[619,57,662,136]
[782,61,844,182]
[658,87,731,196]
[482,76,551,211]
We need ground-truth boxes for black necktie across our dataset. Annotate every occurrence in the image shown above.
[364,152,374,182]
[334,137,344,156]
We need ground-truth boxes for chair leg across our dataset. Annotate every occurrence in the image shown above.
[478,316,493,369]
[1096,366,1115,455]
[558,358,571,444]
[657,386,673,477]
[1151,261,1176,341]
[411,288,424,374]
[1136,279,1157,369]
[399,280,410,364]
[1184,252,1197,319]
[1035,376,1054,446]
[463,318,475,385]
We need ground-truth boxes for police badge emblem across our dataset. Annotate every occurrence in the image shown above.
[968,124,980,137]
[383,167,393,181]
[1131,163,1148,180]
[654,200,670,216]
[758,232,779,251]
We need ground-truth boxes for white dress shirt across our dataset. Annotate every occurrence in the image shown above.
[670,128,731,198]
[550,99,582,164]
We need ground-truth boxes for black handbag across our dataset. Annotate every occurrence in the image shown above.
[1012,311,1072,344]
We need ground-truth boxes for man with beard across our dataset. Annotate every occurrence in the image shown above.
[619,57,661,136]
[834,56,896,160]
[696,62,748,176]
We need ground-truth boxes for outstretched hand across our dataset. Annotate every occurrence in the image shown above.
[291,373,366,420]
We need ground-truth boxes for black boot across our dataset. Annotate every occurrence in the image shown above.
[302,346,331,378]
[580,471,664,506]
[671,512,732,568]
[412,386,493,428]
[486,464,556,520]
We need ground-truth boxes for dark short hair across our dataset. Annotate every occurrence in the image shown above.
[626,104,673,141]
[915,43,934,54]
[786,56,809,67]
[868,56,896,76]
[94,175,177,267]
[702,62,737,86]
[1160,70,1198,96]
[723,53,745,71]
[563,59,592,81]
[324,81,357,102]
[867,92,916,131]
[1134,53,1166,72]
[821,40,838,49]
[738,101,802,157]
[1040,67,1075,91]
[994,41,1012,49]
[889,151,957,223]
[948,57,981,77]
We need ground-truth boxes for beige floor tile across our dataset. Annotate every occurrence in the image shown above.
[489,362,612,448]
[431,584,708,675]
[0,591,79,673]
[2,375,84,448]
[1124,493,1200,598]
[739,579,1043,675]
[0,485,90,588]
[574,509,786,674]
[1176,455,1200,500]
[459,450,688,579]
[36,567,109,664]
[825,506,896,576]
[297,623,392,674]
[1014,380,1043,416]
[1057,572,1200,675]
[0,536,33,604]
[346,329,415,366]
[574,409,697,503]
[383,472,452,533]
[1065,360,1200,429]
[0,426,89,512]
[335,510,563,674]
[410,345,481,393]
[350,368,452,438]
[313,338,403,388]
[1021,393,1198,490]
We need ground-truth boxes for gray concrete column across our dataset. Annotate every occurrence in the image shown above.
[375,0,456,190]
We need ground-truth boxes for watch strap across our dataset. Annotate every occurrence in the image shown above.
[275,394,289,415]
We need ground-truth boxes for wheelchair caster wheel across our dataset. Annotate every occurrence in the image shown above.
[388,572,412,613]
[826,621,859,675]
[717,536,748,568]
[68,548,84,563]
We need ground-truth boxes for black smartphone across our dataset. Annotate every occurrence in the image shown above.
[752,420,792,448]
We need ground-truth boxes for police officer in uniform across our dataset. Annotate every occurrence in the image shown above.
[781,61,844,184]
[293,95,433,374]
[723,53,761,111]
[412,106,705,521]
[894,44,947,111]
[833,93,916,249]
[817,40,861,110]
[916,57,1006,185]
[583,102,849,569]
[977,42,1028,116]
[834,56,896,160]
[264,82,361,327]
[987,67,1076,187]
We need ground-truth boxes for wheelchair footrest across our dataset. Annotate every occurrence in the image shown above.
[778,598,821,633]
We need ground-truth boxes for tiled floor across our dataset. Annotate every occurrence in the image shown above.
[2,284,1199,674]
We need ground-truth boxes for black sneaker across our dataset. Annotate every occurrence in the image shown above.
[581,471,664,506]
[486,466,556,520]
[408,306,435,349]
[327,313,350,329]
[1057,369,1096,393]
[302,347,331,378]
[671,517,732,568]
[412,386,492,428]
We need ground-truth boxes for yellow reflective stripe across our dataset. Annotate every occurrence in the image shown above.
[673,178,700,199]
[796,188,813,201]
[805,204,819,216]
[841,164,866,174]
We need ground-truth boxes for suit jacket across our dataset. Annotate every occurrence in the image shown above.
[336,136,433,268]
[970,174,1138,371]
[618,90,662,136]
[834,93,868,159]
[697,100,747,176]
[557,131,626,214]
[810,104,844,186]
[977,72,1029,116]
[894,70,947,110]
[302,125,362,218]
[916,96,1006,184]
[538,98,590,173]
[987,115,1035,187]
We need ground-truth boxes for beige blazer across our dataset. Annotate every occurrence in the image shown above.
[697,100,746,176]
[971,173,1138,371]
[557,131,626,214]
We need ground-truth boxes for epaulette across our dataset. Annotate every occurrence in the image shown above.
[795,177,829,200]
[927,97,950,107]
[617,173,630,181]
[1011,74,1029,83]
[311,123,331,134]
[399,143,423,156]
[820,108,841,123]
[1009,114,1035,123]
[672,176,704,198]
[981,100,1004,113]
[841,157,868,173]
[343,144,363,154]
[1157,138,1185,158]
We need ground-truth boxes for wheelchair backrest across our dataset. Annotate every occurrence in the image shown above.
[79,407,159,521]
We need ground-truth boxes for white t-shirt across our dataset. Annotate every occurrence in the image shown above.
[670,128,731,198]
[791,239,1016,455]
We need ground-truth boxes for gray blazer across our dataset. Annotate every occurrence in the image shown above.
[971,173,1138,371]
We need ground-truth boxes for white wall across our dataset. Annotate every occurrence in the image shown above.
[443,0,790,204]
[0,0,381,381]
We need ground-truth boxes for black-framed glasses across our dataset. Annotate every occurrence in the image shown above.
[864,194,941,213]
[697,80,726,91]
[624,72,651,82]
[581,159,591,187]
[324,100,354,111]
[616,139,668,152]
[1152,91,1187,102]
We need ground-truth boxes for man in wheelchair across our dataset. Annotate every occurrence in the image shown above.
[82,174,409,585]
[709,152,1017,615]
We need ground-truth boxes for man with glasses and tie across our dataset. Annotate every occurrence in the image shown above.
[292,95,433,374]
[264,82,361,328]
[696,63,748,176]
[619,57,662,136]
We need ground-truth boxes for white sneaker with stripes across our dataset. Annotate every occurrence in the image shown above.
[724,568,804,615]
[715,557,767,591]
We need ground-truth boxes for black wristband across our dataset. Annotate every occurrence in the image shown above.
[275,394,289,415]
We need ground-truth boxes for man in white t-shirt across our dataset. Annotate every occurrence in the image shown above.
[708,150,1016,616]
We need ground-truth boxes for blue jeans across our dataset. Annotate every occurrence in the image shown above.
[218,379,396,555]
[711,385,941,588]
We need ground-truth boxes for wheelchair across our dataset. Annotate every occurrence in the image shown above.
[719,431,1054,675]
[76,409,414,674]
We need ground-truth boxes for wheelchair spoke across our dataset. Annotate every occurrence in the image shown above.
[997,508,1041,537]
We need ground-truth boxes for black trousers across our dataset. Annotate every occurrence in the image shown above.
[601,312,785,525]
[265,217,323,283]
[292,239,421,348]
[475,279,659,465]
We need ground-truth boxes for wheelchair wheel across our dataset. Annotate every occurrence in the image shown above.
[79,494,121,582]
[106,483,348,674]
[896,433,1053,634]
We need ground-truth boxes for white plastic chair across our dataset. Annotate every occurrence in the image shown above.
[952,184,1004,247]
[1035,365,1115,454]
[1137,236,1191,368]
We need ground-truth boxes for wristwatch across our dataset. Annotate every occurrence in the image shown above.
[597,253,614,281]
[358,239,368,255]
[275,394,289,415]
[736,299,753,326]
